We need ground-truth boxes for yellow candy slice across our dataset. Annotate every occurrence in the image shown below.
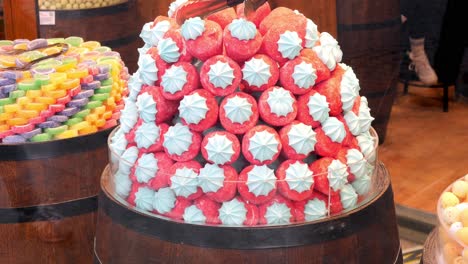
[17,97,33,105]
[70,121,91,131]
[0,113,13,121]
[44,89,67,99]
[102,111,113,120]
[94,119,106,128]
[41,83,58,92]
[66,69,88,79]
[49,72,67,84]
[79,125,98,135]
[35,97,56,105]
[0,56,16,67]
[16,110,39,119]
[25,103,47,111]
[7,117,28,126]
[81,41,101,50]
[55,129,79,139]
[26,90,42,99]
[0,124,10,132]
[13,43,28,50]
[93,106,106,115]
[42,47,62,56]
[85,113,98,123]
[4,104,21,113]
[59,78,80,90]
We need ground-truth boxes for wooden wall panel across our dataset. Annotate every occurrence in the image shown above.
[3,0,38,40]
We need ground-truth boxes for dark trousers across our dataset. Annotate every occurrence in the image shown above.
[401,0,441,39]
[434,0,468,86]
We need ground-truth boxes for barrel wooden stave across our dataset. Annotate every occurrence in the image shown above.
[0,129,111,263]
[94,164,402,264]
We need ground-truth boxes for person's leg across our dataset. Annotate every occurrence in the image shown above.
[406,0,438,85]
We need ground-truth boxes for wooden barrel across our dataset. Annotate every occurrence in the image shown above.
[38,1,143,73]
[269,0,401,143]
[0,128,112,264]
[94,163,402,264]
[336,0,401,143]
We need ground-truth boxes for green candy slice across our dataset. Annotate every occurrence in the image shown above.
[95,85,112,94]
[73,109,91,119]
[84,100,103,110]
[100,78,113,86]
[65,36,84,47]
[91,93,110,101]
[17,79,40,91]
[9,90,26,99]
[31,133,52,142]
[0,98,15,106]
[45,125,68,136]
[65,117,83,126]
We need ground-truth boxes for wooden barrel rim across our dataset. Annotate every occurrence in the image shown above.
[0,196,97,224]
[41,1,135,18]
[99,163,397,251]
[0,126,113,161]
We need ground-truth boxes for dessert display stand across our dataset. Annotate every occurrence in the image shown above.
[94,163,402,264]
[0,128,112,263]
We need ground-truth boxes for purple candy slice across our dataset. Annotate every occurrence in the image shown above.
[31,67,56,75]
[0,92,6,99]
[0,71,22,80]
[98,65,110,74]
[38,121,60,129]
[74,90,94,99]
[103,51,120,57]
[27,38,48,50]
[94,73,110,81]
[81,81,101,90]
[0,84,17,94]
[2,135,27,144]
[0,78,16,86]
[58,107,80,117]
[67,98,89,108]
[13,39,29,45]
[47,115,69,123]
[21,128,42,139]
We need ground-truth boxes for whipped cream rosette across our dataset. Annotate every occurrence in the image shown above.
[238,164,277,205]
[242,125,282,165]
[223,18,263,62]
[201,131,240,165]
[168,160,203,200]
[309,157,349,196]
[200,55,242,96]
[241,54,279,92]
[258,86,297,126]
[280,56,318,95]
[162,123,201,161]
[181,18,223,61]
[198,163,238,202]
[159,62,199,100]
[277,160,315,201]
[219,196,259,226]
[178,89,218,132]
[183,195,221,224]
[219,92,259,134]
[258,195,296,225]
[296,89,331,128]
[279,121,317,160]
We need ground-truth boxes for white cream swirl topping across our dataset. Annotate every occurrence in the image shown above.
[307,93,330,123]
[357,132,376,162]
[136,92,157,123]
[205,134,235,165]
[322,117,346,143]
[285,161,314,192]
[153,187,176,214]
[246,165,276,196]
[304,198,328,221]
[157,37,180,63]
[161,65,188,94]
[242,57,271,87]
[277,31,302,59]
[183,205,206,223]
[134,187,155,211]
[135,153,158,184]
[219,199,247,225]
[287,122,316,155]
[135,122,160,149]
[224,95,253,124]
[248,130,280,162]
[170,166,199,197]
[340,184,358,210]
[266,87,294,117]
[228,18,257,41]
[344,111,361,136]
[168,0,188,17]
[163,123,193,155]
[346,148,367,179]
[137,53,158,85]
[119,146,139,174]
[119,99,138,133]
[265,203,292,224]
[208,61,235,89]
[110,130,128,156]
[178,92,208,125]
[352,174,371,195]
[181,17,205,40]
[293,61,317,89]
[198,163,225,193]
[328,159,349,191]
[305,19,319,48]
[128,71,143,101]
[114,169,132,198]
[358,97,374,133]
